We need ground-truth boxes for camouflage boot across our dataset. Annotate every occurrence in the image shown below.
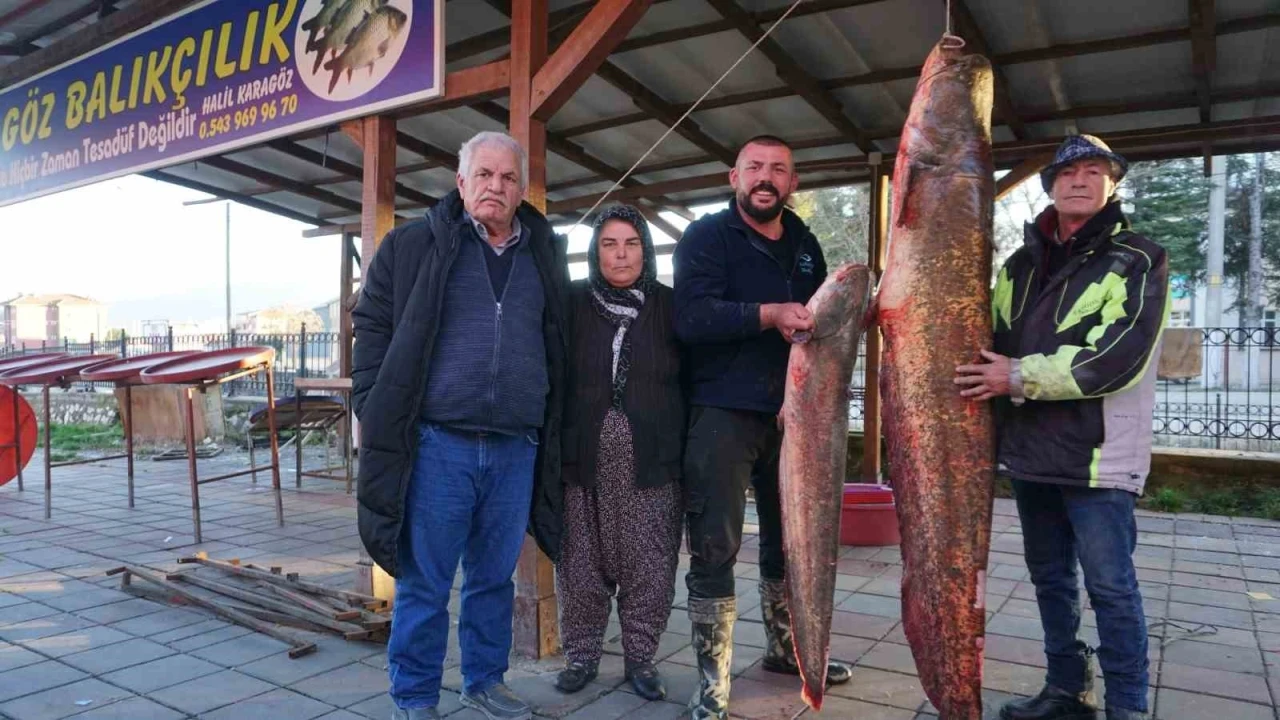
[758,578,853,684]
[688,596,736,720]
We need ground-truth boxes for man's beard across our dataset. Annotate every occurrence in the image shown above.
[737,183,786,223]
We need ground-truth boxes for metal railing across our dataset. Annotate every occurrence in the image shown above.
[4,326,1278,451]
[1154,327,1279,451]
[0,326,341,398]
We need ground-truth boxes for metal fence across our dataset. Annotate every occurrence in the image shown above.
[4,326,1278,450]
[1154,327,1279,451]
[0,326,341,398]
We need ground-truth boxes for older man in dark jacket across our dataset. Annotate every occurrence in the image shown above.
[956,135,1168,720]
[352,131,570,720]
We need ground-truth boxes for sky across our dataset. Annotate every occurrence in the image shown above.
[0,174,715,333]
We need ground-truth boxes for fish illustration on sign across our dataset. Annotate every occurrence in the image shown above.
[304,0,388,76]
[323,5,409,93]
[301,0,349,54]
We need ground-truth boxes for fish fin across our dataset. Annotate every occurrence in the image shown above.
[863,293,880,329]
[328,65,342,94]
[312,45,327,74]
[893,161,912,228]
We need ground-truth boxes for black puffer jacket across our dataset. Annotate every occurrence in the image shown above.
[351,190,571,574]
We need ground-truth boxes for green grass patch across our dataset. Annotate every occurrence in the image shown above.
[37,423,124,451]
[1136,480,1280,521]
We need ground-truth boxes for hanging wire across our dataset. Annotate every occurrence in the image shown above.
[940,0,966,49]
[566,0,810,234]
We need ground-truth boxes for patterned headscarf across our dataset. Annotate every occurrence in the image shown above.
[586,204,658,410]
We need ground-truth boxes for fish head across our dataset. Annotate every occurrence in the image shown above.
[807,263,873,337]
[899,41,993,170]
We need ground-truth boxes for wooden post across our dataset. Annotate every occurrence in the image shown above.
[508,0,559,661]
[343,116,398,276]
[338,232,355,379]
[343,115,397,602]
[863,157,890,483]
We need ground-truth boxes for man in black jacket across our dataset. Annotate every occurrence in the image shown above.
[956,136,1167,720]
[352,131,570,720]
[673,135,852,720]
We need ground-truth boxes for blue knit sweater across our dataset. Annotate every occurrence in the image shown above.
[419,228,549,433]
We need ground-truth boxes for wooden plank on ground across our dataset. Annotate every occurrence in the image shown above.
[107,566,317,658]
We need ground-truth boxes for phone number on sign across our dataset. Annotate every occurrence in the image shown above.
[198,94,299,141]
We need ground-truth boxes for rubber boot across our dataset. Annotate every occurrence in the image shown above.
[688,596,736,720]
[758,578,853,684]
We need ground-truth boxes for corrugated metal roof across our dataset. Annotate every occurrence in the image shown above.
[1,0,1277,226]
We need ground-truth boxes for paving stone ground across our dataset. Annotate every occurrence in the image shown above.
[1,448,1278,719]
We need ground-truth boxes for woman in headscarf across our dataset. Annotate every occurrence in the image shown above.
[554,204,685,701]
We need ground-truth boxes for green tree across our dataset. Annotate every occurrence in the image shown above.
[791,185,869,267]
[1122,158,1209,286]
[1223,153,1280,313]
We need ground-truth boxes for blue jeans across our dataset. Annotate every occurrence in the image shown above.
[1012,480,1149,713]
[388,423,537,710]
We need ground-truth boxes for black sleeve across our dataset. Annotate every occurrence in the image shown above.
[351,229,399,419]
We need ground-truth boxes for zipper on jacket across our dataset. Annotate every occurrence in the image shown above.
[488,246,520,429]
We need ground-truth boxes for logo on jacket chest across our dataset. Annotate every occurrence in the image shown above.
[798,253,815,275]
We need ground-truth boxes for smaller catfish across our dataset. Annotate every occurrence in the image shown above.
[778,262,873,711]
[323,5,408,93]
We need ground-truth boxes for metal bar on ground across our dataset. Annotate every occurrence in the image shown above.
[50,453,129,469]
[261,582,363,622]
[177,553,385,607]
[195,466,279,485]
[166,571,370,639]
[107,566,317,658]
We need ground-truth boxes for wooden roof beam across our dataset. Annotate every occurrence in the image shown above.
[264,139,437,207]
[0,3,99,56]
[0,0,198,89]
[1189,0,1217,123]
[396,133,459,171]
[548,114,1280,213]
[705,0,875,153]
[947,0,1028,140]
[530,0,653,121]
[614,0,891,53]
[471,101,696,220]
[554,11,1280,141]
[199,156,363,213]
[143,171,328,226]
[595,61,737,166]
[995,154,1053,201]
[391,59,512,118]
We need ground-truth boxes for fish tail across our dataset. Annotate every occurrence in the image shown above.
[801,682,823,711]
[328,65,342,93]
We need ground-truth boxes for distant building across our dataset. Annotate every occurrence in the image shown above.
[236,305,325,335]
[1,294,107,349]
[313,298,341,333]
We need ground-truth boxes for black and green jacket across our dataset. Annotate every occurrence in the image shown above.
[992,200,1169,494]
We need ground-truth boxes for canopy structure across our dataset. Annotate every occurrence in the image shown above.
[2,0,1276,658]
[2,0,1276,231]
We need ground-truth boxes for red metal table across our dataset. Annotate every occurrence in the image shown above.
[141,347,283,543]
[0,353,65,491]
[79,351,200,509]
[0,354,120,518]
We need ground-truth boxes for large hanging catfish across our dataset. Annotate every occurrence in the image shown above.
[779,263,873,711]
[877,37,996,720]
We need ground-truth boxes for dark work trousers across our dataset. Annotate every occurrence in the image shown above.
[683,405,786,599]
